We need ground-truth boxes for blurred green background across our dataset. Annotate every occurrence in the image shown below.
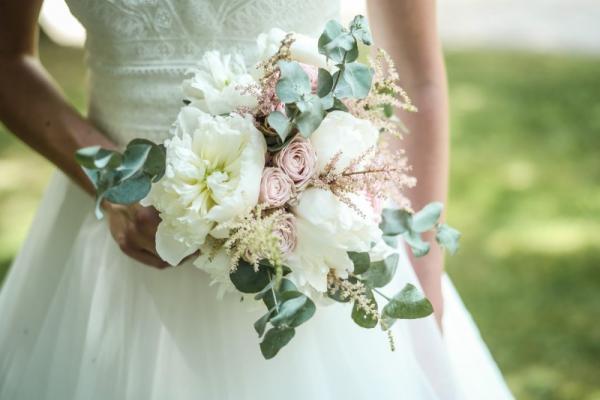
[1,35,599,399]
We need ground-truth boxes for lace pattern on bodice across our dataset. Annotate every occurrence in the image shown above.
[64,0,340,144]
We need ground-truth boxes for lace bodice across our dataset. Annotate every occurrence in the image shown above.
[64,0,340,144]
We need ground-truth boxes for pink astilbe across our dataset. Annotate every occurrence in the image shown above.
[312,145,416,217]
[237,33,295,120]
[345,48,417,139]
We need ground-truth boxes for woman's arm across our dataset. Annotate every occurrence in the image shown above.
[0,0,115,194]
[367,0,449,328]
[0,0,167,268]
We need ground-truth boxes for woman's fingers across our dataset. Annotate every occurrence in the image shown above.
[119,239,169,269]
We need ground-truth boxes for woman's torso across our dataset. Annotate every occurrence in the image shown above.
[64,0,340,144]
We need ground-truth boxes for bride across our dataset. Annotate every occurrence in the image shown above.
[0,0,514,399]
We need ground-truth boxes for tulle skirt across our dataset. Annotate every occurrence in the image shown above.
[0,171,513,399]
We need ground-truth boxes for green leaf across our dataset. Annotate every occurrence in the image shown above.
[361,253,399,288]
[382,234,398,248]
[380,208,412,236]
[348,251,370,275]
[436,223,461,255]
[254,310,273,338]
[317,68,333,97]
[319,93,335,110]
[333,62,373,99]
[328,97,349,112]
[270,291,316,328]
[260,326,296,359]
[229,260,271,294]
[104,173,152,205]
[349,15,373,45]
[276,61,311,103]
[344,40,360,63]
[295,96,325,137]
[144,143,167,181]
[351,288,378,328]
[120,143,153,181]
[405,231,431,258]
[267,111,293,142]
[318,20,355,63]
[382,283,433,320]
[75,146,122,169]
[262,278,297,310]
[412,202,444,233]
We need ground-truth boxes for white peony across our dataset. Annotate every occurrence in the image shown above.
[183,50,258,115]
[143,106,266,265]
[255,28,328,69]
[286,188,381,293]
[309,111,379,174]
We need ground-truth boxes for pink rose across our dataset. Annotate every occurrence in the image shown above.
[299,63,318,93]
[273,136,317,189]
[275,213,297,256]
[259,167,295,207]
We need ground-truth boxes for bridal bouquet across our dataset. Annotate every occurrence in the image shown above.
[76,16,460,359]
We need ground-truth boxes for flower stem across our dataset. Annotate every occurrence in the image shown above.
[373,288,391,302]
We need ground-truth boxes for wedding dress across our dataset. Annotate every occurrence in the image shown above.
[0,1,514,399]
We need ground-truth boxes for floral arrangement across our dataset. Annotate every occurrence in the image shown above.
[76,16,460,359]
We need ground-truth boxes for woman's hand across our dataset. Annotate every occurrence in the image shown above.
[103,202,169,269]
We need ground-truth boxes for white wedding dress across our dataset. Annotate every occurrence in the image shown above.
[0,1,514,399]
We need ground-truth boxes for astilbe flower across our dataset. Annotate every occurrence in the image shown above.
[223,205,294,271]
[237,33,295,120]
[312,145,417,217]
[327,270,378,319]
[345,48,417,139]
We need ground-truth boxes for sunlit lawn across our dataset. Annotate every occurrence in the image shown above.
[1,36,599,399]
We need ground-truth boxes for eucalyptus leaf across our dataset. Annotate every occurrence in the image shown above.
[351,288,378,328]
[270,291,316,328]
[260,326,295,359]
[104,173,152,205]
[412,202,444,233]
[404,231,431,258]
[380,208,412,236]
[229,260,271,294]
[382,283,433,319]
[120,143,153,181]
[382,234,398,248]
[295,97,325,137]
[348,251,370,275]
[333,62,373,99]
[319,93,335,110]
[317,68,333,97]
[254,310,273,338]
[267,111,293,142]
[276,61,311,103]
[328,97,349,112]
[262,278,297,310]
[349,15,373,45]
[361,253,399,288]
[436,223,461,255]
[318,20,353,63]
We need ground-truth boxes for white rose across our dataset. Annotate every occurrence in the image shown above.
[255,28,328,69]
[143,107,266,265]
[286,188,381,293]
[183,50,258,115]
[309,111,379,174]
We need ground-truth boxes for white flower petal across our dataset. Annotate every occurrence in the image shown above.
[155,223,197,266]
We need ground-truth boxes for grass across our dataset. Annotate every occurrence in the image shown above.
[1,37,599,399]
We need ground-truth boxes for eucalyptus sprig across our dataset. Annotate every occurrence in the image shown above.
[229,260,316,359]
[75,139,166,219]
[267,15,375,147]
[380,202,462,257]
